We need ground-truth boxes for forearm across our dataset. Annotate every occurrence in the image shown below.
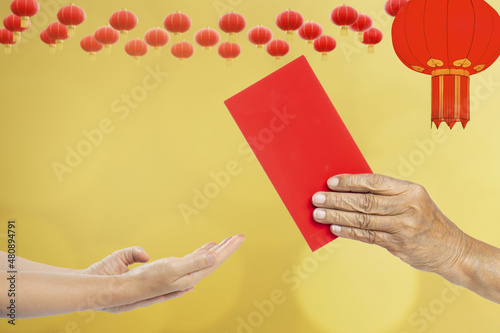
[0,271,136,318]
[0,252,81,274]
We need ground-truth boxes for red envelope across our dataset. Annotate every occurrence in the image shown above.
[224,56,372,251]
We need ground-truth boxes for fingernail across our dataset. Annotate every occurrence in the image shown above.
[313,193,326,204]
[331,225,341,234]
[328,178,339,188]
[314,209,326,220]
[206,253,217,265]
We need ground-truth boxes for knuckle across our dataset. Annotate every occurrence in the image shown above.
[359,194,376,212]
[357,213,371,229]
[367,174,388,189]
[327,193,343,208]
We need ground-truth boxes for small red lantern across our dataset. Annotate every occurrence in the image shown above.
[0,28,16,54]
[125,39,148,63]
[385,0,409,17]
[10,0,39,28]
[3,14,29,42]
[194,27,220,50]
[218,41,240,63]
[331,5,359,36]
[349,14,373,40]
[218,12,246,36]
[247,25,273,48]
[80,34,103,60]
[171,41,194,61]
[47,22,69,50]
[275,10,303,38]
[163,12,191,36]
[314,35,337,60]
[109,9,138,37]
[40,28,56,53]
[94,25,120,51]
[144,28,170,52]
[266,39,290,60]
[298,21,323,44]
[57,4,86,36]
[362,28,383,53]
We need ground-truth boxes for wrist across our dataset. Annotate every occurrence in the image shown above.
[439,232,477,288]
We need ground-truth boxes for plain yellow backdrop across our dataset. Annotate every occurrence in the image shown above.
[1,0,500,332]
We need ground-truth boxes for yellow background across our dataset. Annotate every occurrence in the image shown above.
[1,0,500,332]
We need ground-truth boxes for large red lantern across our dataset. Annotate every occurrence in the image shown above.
[266,39,289,60]
[0,28,16,54]
[194,27,220,50]
[10,0,39,28]
[125,39,148,63]
[247,25,272,48]
[163,12,191,36]
[393,0,500,129]
[57,4,86,36]
[218,12,246,36]
[218,41,241,63]
[144,28,170,52]
[298,21,323,44]
[385,0,409,17]
[349,14,372,40]
[109,9,138,37]
[80,34,103,60]
[3,14,29,42]
[171,41,194,61]
[331,5,358,36]
[94,25,120,51]
[40,28,56,53]
[275,10,303,38]
[362,28,383,53]
[47,22,69,50]
[314,35,336,60]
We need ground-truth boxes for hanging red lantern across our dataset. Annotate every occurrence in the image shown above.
[247,25,272,48]
[57,4,86,36]
[194,27,220,50]
[314,35,336,60]
[47,21,69,50]
[80,34,103,60]
[0,28,16,54]
[3,14,29,42]
[144,28,170,51]
[266,39,289,60]
[10,0,39,28]
[125,39,148,63]
[163,12,191,36]
[385,0,409,17]
[218,41,240,63]
[392,0,500,129]
[331,5,358,36]
[362,28,383,53]
[275,10,303,38]
[94,25,120,50]
[218,12,246,36]
[171,41,194,61]
[40,28,56,53]
[349,14,372,40]
[298,21,323,44]
[109,9,138,36]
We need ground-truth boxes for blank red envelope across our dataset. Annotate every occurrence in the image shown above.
[224,56,372,251]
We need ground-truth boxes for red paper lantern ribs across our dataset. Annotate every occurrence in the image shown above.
[266,39,289,59]
[350,14,372,40]
[125,39,148,62]
[385,0,409,17]
[94,25,120,49]
[392,0,500,129]
[275,10,303,37]
[314,35,336,60]
[80,34,103,60]
[218,12,246,37]
[47,21,68,50]
[218,41,240,63]
[298,21,323,44]
[144,28,170,51]
[10,0,39,28]
[0,28,16,54]
[362,28,383,53]
[171,41,194,61]
[331,5,358,36]
[57,4,86,36]
[3,14,29,42]
[164,12,191,36]
[40,28,56,53]
[110,9,138,36]
[247,25,272,48]
[194,27,220,50]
